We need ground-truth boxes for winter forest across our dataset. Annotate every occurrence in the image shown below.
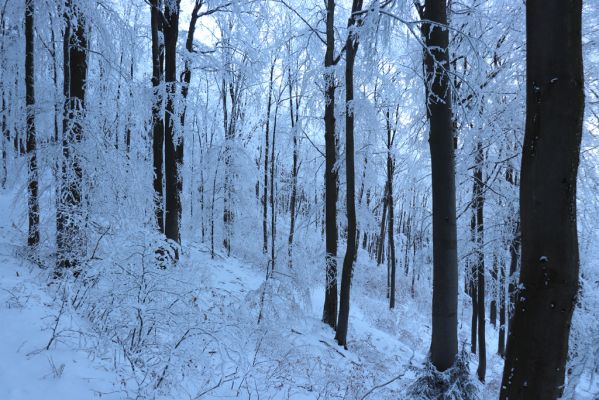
[0,0,598,398]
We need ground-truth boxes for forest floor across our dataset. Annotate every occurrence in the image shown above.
[0,184,597,399]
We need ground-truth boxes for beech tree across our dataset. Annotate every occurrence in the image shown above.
[417,0,459,371]
[335,0,363,348]
[25,0,38,247]
[500,0,585,398]
[150,0,165,233]
[56,0,88,271]
[322,0,339,330]
[163,0,182,247]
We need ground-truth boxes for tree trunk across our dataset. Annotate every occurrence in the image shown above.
[386,111,396,309]
[287,67,299,269]
[163,0,182,247]
[150,0,165,233]
[335,0,363,348]
[490,255,498,327]
[498,255,506,357]
[1,95,7,188]
[474,141,486,382]
[56,0,87,271]
[376,191,387,266]
[500,0,584,397]
[470,267,477,354]
[263,62,274,255]
[180,0,201,129]
[270,96,279,271]
[25,0,39,247]
[322,0,339,330]
[421,0,458,371]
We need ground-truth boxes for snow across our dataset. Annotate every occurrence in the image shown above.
[0,211,121,399]
[0,183,597,399]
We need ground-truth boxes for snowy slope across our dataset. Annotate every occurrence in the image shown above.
[0,197,122,399]
[0,180,596,399]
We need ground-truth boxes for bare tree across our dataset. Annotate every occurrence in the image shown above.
[150,0,165,233]
[56,0,88,271]
[335,0,363,348]
[25,0,39,247]
[416,0,458,371]
[163,0,182,246]
[322,0,339,330]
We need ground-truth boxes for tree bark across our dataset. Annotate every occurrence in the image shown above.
[376,191,387,266]
[500,0,584,397]
[335,0,363,348]
[474,141,486,382]
[322,0,339,330]
[56,0,87,271]
[287,66,299,269]
[163,0,182,247]
[490,255,498,327]
[25,0,39,247]
[498,255,506,357]
[263,62,274,255]
[150,0,165,233]
[386,111,396,309]
[420,0,458,371]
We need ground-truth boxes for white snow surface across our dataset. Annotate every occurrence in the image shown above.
[0,187,597,399]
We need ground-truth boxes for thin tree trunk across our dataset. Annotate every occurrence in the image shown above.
[335,0,363,348]
[500,1,584,397]
[287,67,299,269]
[386,111,396,309]
[470,266,477,354]
[150,0,165,233]
[322,0,339,330]
[490,255,498,327]
[163,0,181,247]
[56,0,87,271]
[1,95,6,188]
[271,96,279,271]
[263,62,274,255]
[376,191,387,266]
[25,0,39,247]
[498,255,506,357]
[475,141,486,382]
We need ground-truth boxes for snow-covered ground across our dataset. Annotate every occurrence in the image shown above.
[0,184,597,399]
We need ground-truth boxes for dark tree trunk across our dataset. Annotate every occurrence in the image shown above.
[270,97,279,271]
[470,268,477,354]
[500,0,584,398]
[25,0,39,247]
[355,155,367,257]
[469,208,477,355]
[376,191,387,266]
[1,95,7,188]
[287,68,299,269]
[386,111,396,309]
[420,0,458,371]
[474,141,486,382]
[322,0,339,330]
[163,0,182,247]
[150,0,165,233]
[508,221,520,324]
[125,58,133,153]
[56,0,87,271]
[490,255,498,327]
[263,62,274,255]
[335,0,363,348]
[498,255,506,357]
[180,0,201,127]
